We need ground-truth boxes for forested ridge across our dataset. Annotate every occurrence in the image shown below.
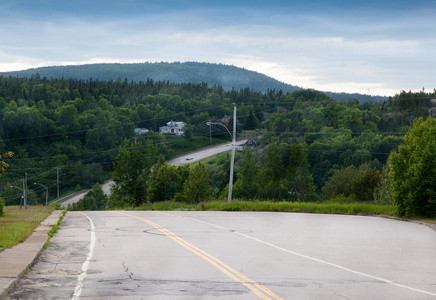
[0,62,386,103]
[0,74,434,216]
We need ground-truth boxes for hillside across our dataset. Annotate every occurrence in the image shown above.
[0,62,386,102]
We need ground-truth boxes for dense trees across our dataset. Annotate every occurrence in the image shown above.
[183,162,210,203]
[233,149,259,199]
[68,183,108,211]
[0,152,12,215]
[231,143,317,202]
[283,143,317,202]
[147,163,184,203]
[389,117,436,217]
[0,76,233,204]
[322,164,381,202]
[111,140,157,206]
[0,73,434,217]
[110,145,209,206]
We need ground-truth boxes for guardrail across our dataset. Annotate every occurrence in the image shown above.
[47,193,76,206]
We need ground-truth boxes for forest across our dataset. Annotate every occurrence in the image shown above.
[0,74,434,216]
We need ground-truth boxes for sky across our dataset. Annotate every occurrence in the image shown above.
[1,0,435,96]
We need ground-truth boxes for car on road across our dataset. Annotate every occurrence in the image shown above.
[185,155,193,160]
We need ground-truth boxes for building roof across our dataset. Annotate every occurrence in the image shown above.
[164,120,186,128]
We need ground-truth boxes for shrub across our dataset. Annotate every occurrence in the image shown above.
[323,164,381,202]
[389,117,436,217]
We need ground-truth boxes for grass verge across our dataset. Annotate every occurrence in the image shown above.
[127,200,396,216]
[0,206,55,252]
[199,200,396,215]
[135,201,197,211]
[43,210,66,249]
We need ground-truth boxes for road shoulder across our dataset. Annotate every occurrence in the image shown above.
[0,210,62,300]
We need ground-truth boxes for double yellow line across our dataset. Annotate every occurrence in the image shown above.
[116,212,284,300]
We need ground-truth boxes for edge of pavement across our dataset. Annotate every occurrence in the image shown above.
[0,210,63,300]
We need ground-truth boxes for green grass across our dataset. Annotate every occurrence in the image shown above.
[189,151,235,168]
[135,201,197,211]
[199,200,396,215]
[0,206,55,252]
[124,199,396,216]
[201,151,229,165]
[43,210,66,249]
[43,224,59,249]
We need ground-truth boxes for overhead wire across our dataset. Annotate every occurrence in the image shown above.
[0,96,427,194]
[1,105,409,170]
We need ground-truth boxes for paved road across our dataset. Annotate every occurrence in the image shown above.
[61,182,113,208]
[61,191,88,207]
[168,140,247,166]
[8,211,436,299]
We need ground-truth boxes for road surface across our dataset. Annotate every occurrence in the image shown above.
[8,211,436,299]
[61,182,113,208]
[168,140,247,166]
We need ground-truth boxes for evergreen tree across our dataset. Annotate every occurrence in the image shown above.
[147,163,182,202]
[184,162,210,203]
[234,149,259,199]
[284,143,317,202]
[87,183,108,210]
[259,143,286,199]
[111,139,157,206]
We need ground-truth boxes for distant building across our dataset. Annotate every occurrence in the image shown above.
[220,115,231,127]
[244,136,260,148]
[219,114,242,128]
[159,120,186,136]
[134,128,149,134]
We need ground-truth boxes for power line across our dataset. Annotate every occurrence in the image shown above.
[0,103,232,143]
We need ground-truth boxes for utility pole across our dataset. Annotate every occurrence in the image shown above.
[34,183,48,206]
[11,182,25,209]
[56,167,61,198]
[228,104,237,203]
[206,104,237,202]
[24,172,27,208]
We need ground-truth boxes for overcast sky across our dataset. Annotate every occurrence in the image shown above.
[1,0,435,96]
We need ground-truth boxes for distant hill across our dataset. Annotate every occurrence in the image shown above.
[0,62,386,102]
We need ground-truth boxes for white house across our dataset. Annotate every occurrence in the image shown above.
[159,120,186,136]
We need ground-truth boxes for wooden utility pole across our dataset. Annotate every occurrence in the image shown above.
[56,167,61,198]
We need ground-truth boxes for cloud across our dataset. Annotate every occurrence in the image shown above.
[0,1,435,96]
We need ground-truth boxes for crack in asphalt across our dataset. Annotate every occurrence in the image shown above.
[122,262,134,279]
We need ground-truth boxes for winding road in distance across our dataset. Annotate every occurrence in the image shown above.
[62,140,245,207]
[8,211,436,299]
[168,140,246,165]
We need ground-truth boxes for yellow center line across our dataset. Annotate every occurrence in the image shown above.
[115,211,284,300]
